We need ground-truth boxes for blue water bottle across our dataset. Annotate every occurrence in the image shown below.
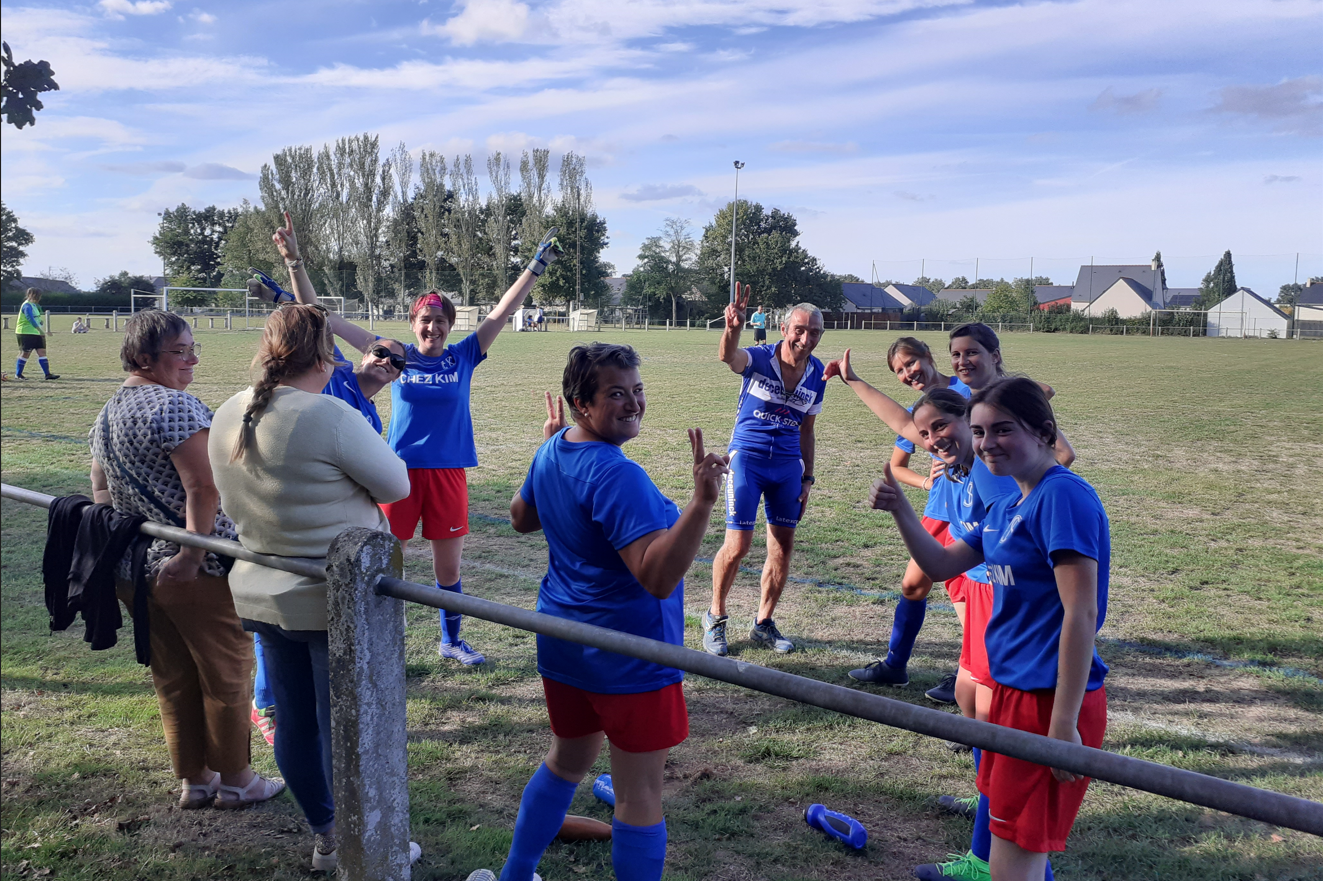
[804,804,867,850]
[592,774,616,807]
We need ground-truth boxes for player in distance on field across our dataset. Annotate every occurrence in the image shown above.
[704,283,826,657]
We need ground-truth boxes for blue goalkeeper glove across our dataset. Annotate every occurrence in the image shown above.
[249,267,295,304]
[526,228,564,278]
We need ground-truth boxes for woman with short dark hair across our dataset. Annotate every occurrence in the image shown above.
[89,309,281,811]
[465,342,729,881]
[15,288,58,379]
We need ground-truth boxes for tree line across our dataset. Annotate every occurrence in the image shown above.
[151,137,611,312]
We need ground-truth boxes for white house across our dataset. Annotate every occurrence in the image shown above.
[1295,282,1323,322]
[1206,288,1290,338]
[1080,277,1161,319]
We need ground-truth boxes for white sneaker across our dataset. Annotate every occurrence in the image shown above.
[466,872,541,881]
[409,841,422,865]
[439,639,486,665]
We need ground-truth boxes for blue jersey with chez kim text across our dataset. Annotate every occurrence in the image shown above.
[321,345,382,434]
[895,376,972,521]
[964,466,1110,693]
[520,429,684,694]
[387,333,487,469]
[728,344,826,459]
[945,458,1020,584]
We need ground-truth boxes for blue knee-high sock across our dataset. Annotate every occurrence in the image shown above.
[884,597,927,669]
[612,818,667,881]
[436,579,463,645]
[973,747,981,772]
[971,793,991,862]
[499,764,578,881]
[38,357,51,376]
[15,357,26,377]
[1045,859,1055,881]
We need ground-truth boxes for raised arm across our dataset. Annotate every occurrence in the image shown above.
[509,393,567,534]
[477,229,564,353]
[823,348,923,445]
[616,429,729,599]
[869,463,982,582]
[270,212,378,353]
[718,283,752,374]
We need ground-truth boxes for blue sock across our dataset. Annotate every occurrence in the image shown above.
[499,764,577,881]
[884,597,927,669]
[252,633,275,711]
[15,357,25,377]
[1046,859,1055,881]
[971,793,991,862]
[612,818,667,881]
[38,357,51,376]
[973,747,981,773]
[436,579,463,645]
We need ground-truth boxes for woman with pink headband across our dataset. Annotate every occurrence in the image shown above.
[382,230,563,665]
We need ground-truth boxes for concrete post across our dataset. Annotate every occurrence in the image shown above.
[225,311,232,330]
[326,527,411,881]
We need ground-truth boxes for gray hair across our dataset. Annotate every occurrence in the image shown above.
[785,303,823,324]
[120,309,190,372]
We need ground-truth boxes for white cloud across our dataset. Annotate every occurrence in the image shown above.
[183,163,254,180]
[99,0,172,19]
[620,183,703,201]
[1263,174,1302,184]
[1090,86,1162,115]
[189,9,217,24]
[1211,76,1322,135]
[422,0,530,45]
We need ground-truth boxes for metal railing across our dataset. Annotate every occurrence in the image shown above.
[4,481,1320,878]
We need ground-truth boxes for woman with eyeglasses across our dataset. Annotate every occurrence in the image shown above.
[89,310,284,812]
[209,303,414,872]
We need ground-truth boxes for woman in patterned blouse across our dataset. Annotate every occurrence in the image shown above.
[89,310,284,810]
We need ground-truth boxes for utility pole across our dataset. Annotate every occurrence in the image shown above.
[729,161,744,303]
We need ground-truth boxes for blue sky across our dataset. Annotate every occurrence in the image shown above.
[3,0,1321,294]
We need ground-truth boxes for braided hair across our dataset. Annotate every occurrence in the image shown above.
[229,304,335,462]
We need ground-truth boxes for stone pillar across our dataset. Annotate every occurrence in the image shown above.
[326,527,411,881]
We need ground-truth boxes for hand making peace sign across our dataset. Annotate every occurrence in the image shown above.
[724,282,752,331]
[543,391,567,441]
[688,428,731,507]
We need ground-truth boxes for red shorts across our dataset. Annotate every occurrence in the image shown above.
[958,579,994,683]
[542,678,689,753]
[918,517,968,602]
[977,683,1108,852]
[381,468,469,541]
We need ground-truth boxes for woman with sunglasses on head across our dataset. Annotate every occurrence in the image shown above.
[381,229,564,667]
[209,303,414,872]
[870,377,1109,881]
[824,324,1074,689]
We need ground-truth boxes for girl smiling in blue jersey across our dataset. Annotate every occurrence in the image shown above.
[869,377,1109,881]
[382,230,564,666]
[463,343,729,881]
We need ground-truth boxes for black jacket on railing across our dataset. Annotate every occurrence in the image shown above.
[43,495,153,664]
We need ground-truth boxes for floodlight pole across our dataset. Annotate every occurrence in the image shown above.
[729,161,744,303]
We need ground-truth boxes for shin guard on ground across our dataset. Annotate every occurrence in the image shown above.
[884,597,927,670]
[436,579,464,645]
[499,763,577,881]
[611,818,666,881]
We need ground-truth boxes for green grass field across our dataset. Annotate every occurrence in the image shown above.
[3,319,1321,880]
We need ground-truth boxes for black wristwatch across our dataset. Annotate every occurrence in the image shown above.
[801,474,816,485]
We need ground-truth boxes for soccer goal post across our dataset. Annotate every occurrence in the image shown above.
[131,288,166,312]
[156,286,248,315]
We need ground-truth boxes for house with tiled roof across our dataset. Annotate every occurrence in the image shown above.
[840,282,904,312]
[883,283,937,308]
[1071,262,1168,314]
[1207,288,1289,338]
[1033,285,1073,309]
[1295,282,1323,323]
[1164,288,1201,309]
[934,288,991,306]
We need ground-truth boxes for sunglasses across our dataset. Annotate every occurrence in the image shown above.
[370,346,407,372]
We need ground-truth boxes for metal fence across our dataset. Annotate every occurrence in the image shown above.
[3,481,1320,879]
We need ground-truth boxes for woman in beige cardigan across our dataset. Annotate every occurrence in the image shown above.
[209,304,412,873]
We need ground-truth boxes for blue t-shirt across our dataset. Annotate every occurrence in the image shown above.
[945,458,1020,584]
[750,312,767,329]
[387,333,487,469]
[964,466,1110,693]
[895,376,972,521]
[321,345,382,434]
[520,429,684,694]
[728,344,827,460]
